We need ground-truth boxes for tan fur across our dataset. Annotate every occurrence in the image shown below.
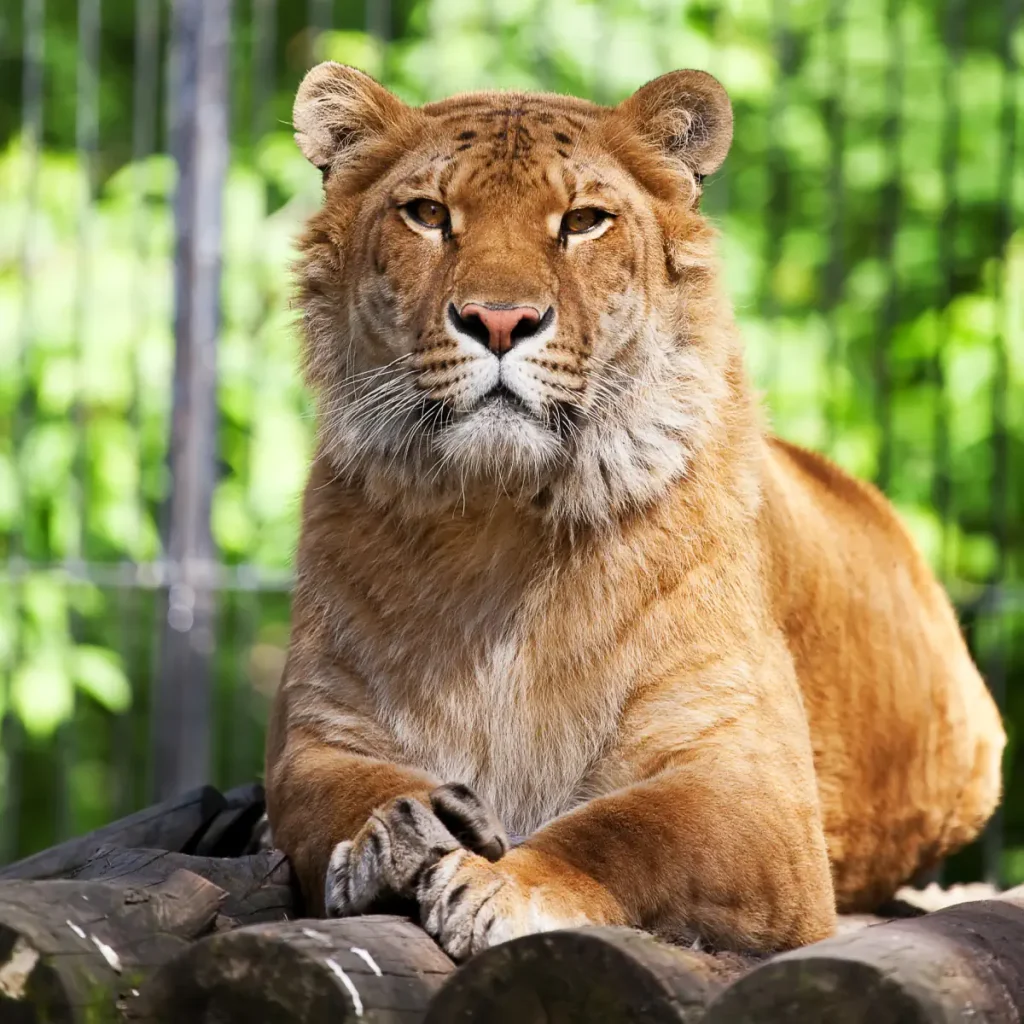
[265,64,1005,956]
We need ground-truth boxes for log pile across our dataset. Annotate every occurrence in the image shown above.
[1,784,1023,1023]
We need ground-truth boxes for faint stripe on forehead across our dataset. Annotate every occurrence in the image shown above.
[398,154,454,190]
[427,103,597,130]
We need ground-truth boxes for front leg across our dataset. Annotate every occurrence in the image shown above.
[419,674,836,959]
[420,765,835,959]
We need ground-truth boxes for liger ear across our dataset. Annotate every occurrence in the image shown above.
[616,69,733,177]
[293,62,409,175]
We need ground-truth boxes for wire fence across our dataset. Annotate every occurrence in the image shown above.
[0,0,1021,883]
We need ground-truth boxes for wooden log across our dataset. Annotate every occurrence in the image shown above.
[66,845,296,927]
[190,783,267,858]
[424,927,761,1024]
[0,869,223,1023]
[0,785,225,881]
[705,887,1024,1024]
[134,915,455,1023]
[244,811,274,855]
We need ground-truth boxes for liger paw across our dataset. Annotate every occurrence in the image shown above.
[324,784,508,917]
[418,848,597,961]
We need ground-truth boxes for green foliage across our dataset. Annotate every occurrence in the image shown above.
[1,0,1022,880]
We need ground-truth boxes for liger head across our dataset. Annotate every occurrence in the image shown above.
[294,63,734,522]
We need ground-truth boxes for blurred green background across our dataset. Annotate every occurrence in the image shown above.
[0,0,1021,883]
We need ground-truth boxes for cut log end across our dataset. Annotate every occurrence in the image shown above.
[706,954,937,1024]
[705,897,1024,1024]
[135,915,455,1023]
[424,927,761,1024]
[0,870,225,1024]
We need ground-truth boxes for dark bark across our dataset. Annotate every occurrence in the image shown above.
[0,869,222,1023]
[135,915,455,1023]
[0,786,225,882]
[66,845,297,927]
[425,926,762,1024]
[705,889,1024,1024]
[190,784,267,858]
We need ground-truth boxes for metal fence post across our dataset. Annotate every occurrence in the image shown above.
[153,0,232,801]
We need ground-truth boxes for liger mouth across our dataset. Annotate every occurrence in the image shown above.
[411,387,533,433]
[484,383,583,439]
[417,385,580,439]
[483,381,533,413]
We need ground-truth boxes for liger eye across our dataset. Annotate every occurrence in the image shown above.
[561,207,610,235]
[404,199,450,230]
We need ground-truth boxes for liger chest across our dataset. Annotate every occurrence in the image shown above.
[375,624,627,836]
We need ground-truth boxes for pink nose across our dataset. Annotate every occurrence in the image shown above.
[460,303,541,356]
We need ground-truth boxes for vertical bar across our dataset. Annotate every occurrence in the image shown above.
[2,0,47,866]
[874,0,903,493]
[16,4,43,461]
[72,0,100,571]
[651,0,674,76]
[252,0,277,139]
[594,0,611,104]
[919,0,965,889]
[982,0,1021,888]
[424,0,440,100]
[365,0,389,47]
[704,0,729,219]
[226,0,278,788]
[153,0,231,801]
[531,0,554,90]
[133,0,161,177]
[760,0,790,398]
[366,0,389,89]
[823,0,846,455]
[307,0,331,64]
[933,0,963,582]
[57,0,101,845]
[484,0,502,82]
[116,0,160,818]
[308,0,331,31]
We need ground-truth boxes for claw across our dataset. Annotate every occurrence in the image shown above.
[429,783,510,861]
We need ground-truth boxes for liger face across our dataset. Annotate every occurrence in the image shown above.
[295,65,733,514]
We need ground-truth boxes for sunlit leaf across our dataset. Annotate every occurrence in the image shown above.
[12,653,74,738]
[72,646,132,714]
